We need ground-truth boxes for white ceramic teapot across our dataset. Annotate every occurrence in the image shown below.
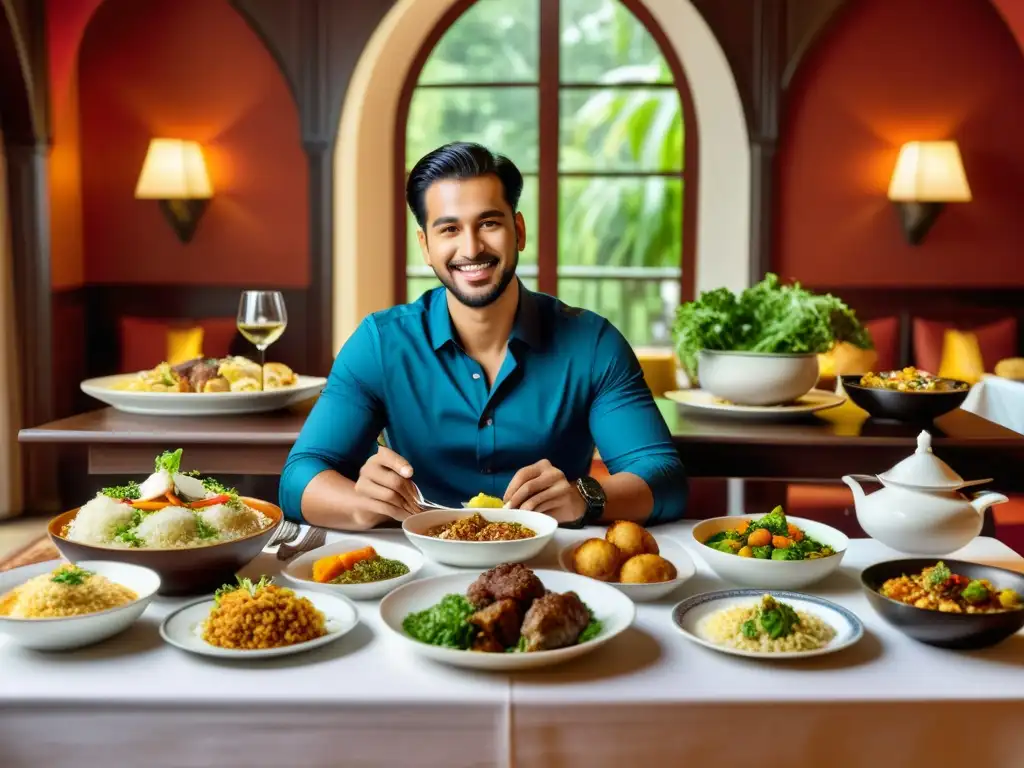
[842,431,1008,555]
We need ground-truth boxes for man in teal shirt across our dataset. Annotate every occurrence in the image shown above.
[280,142,688,529]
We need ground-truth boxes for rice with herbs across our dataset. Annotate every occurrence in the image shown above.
[0,565,137,618]
[198,502,269,538]
[135,506,202,547]
[700,603,836,653]
[65,494,136,546]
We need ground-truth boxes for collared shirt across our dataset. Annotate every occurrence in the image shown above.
[279,283,688,525]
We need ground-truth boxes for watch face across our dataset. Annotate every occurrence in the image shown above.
[578,475,606,505]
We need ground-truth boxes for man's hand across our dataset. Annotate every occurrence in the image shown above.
[503,459,586,524]
[352,446,421,523]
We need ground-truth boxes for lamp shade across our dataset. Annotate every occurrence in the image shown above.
[887,141,971,203]
[134,139,213,199]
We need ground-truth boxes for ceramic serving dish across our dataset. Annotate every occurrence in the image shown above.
[402,508,556,568]
[698,350,820,406]
[840,374,969,422]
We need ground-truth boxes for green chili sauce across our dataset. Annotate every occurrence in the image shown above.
[331,556,410,584]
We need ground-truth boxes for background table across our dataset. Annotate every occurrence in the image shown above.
[3,523,1024,768]
[963,375,1024,435]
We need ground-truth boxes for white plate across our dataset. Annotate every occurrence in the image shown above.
[159,589,359,658]
[80,374,327,416]
[280,536,424,600]
[557,534,696,602]
[402,508,557,568]
[0,559,161,651]
[691,515,848,590]
[379,569,635,671]
[664,388,845,421]
[671,589,864,659]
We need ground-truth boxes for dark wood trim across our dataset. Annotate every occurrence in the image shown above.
[749,0,785,286]
[537,0,559,296]
[782,0,849,90]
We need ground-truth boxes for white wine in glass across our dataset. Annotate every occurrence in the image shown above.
[236,290,288,390]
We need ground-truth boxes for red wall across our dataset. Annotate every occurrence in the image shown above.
[775,0,1024,286]
[77,0,308,286]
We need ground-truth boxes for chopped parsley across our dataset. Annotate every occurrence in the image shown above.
[202,476,237,496]
[100,480,141,501]
[213,575,273,606]
[51,565,93,585]
[194,514,220,540]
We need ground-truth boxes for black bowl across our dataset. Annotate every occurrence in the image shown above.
[861,558,1024,650]
[840,375,970,423]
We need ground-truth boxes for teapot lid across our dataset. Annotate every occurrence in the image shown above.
[877,431,966,490]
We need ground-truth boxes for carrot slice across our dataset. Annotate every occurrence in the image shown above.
[131,500,170,510]
[312,555,347,583]
[166,492,184,507]
[335,546,377,572]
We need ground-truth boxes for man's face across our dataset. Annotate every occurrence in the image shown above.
[417,174,526,308]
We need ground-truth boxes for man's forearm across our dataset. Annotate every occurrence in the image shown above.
[299,470,388,530]
[596,471,654,524]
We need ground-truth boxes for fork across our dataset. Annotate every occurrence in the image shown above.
[276,526,327,561]
[413,483,452,510]
[266,519,300,548]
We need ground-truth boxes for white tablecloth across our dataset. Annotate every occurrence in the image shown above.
[3,524,1024,768]
[963,374,1024,434]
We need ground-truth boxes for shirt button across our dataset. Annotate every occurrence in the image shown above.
[485,418,493,426]
[472,373,481,380]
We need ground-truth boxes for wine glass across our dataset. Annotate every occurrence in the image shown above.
[236,291,288,390]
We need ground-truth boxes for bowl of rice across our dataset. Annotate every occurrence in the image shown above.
[0,560,160,650]
[48,495,283,597]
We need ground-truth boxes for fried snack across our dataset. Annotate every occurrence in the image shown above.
[619,554,677,584]
[572,538,622,582]
[605,520,659,560]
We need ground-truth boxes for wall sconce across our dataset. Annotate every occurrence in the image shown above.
[134,138,213,243]
[886,140,971,245]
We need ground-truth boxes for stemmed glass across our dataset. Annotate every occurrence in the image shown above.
[236,291,288,390]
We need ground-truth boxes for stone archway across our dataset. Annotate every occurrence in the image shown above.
[332,0,750,350]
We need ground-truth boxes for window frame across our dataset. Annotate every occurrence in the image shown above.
[393,0,699,314]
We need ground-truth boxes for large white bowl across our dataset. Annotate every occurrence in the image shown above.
[691,515,849,590]
[402,508,557,568]
[80,374,327,416]
[280,535,424,600]
[697,350,819,406]
[557,533,696,602]
[379,569,635,671]
[0,559,161,651]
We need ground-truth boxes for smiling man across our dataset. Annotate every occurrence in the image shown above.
[280,142,688,529]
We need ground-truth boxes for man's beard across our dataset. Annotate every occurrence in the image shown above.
[435,247,519,309]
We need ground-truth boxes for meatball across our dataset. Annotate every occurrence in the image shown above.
[466,563,545,609]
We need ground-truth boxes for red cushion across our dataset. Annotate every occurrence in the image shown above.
[913,317,1018,374]
[119,317,239,372]
[864,316,899,371]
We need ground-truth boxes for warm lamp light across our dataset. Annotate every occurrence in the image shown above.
[134,138,213,243]
[886,140,971,245]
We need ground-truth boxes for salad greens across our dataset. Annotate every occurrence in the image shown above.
[671,272,872,382]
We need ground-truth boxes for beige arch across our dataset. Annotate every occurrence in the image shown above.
[334,0,750,352]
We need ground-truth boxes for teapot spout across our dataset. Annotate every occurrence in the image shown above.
[841,474,868,505]
[970,491,1009,515]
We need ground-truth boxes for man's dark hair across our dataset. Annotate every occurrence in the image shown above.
[405,142,523,230]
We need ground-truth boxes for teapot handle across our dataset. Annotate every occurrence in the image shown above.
[846,474,880,484]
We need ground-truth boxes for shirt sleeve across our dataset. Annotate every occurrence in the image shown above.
[278,316,388,522]
[588,321,689,525]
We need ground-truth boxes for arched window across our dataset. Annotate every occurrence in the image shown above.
[398,0,696,347]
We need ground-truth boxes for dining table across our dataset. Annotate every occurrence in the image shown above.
[2,522,1023,768]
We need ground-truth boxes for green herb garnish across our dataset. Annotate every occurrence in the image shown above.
[213,575,272,605]
[202,476,237,496]
[927,561,952,590]
[402,594,479,649]
[194,514,220,541]
[331,556,409,584]
[155,449,183,475]
[51,565,93,585]
[672,272,872,383]
[100,480,141,500]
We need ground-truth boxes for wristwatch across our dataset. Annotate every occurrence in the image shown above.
[562,475,607,529]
